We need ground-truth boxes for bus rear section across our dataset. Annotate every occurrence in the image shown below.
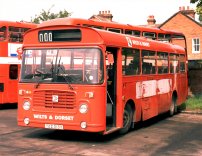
[18,24,188,135]
[0,21,36,105]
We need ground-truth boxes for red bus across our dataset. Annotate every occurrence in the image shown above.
[18,24,188,135]
[39,18,186,46]
[0,21,36,105]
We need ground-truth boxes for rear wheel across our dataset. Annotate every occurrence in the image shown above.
[169,97,177,116]
[119,104,133,134]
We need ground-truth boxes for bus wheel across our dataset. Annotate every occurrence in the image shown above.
[119,104,133,134]
[169,97,177,116]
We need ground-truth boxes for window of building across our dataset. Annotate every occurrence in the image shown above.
[192,38,200,53]
[142,50,156,74]
[122,48,140,75]
[9,65,18,79]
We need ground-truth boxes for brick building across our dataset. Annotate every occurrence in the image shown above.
[158,6,202,62]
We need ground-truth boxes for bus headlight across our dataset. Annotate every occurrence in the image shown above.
[24,118,30,125]
[79,104,88,114]
[80,121,87,129]
[23,101,31,110]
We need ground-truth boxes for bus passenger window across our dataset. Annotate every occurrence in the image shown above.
[142,50,156,74]
[83,24,104,29]
[170,54,179,73]
[9,26,26,43]
[122,48,140,75]
[9,65,18,79]
[0,26,6,41]
[157,52,168,74]
[0,83,4,92]
[125,30,140,37]
[107,28,122,33]
[143,32,156,40]
[158,33,171,42]
[179,54,186,73]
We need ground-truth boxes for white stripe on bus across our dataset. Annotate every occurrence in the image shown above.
[0,57,21,64]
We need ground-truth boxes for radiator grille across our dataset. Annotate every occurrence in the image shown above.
[33,90,76,109]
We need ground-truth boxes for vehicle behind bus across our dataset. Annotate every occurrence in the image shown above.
[0,21,36,105]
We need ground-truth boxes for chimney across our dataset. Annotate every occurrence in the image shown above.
[179,6,195,19]
[98,10,113,21]
[147,15,156,25]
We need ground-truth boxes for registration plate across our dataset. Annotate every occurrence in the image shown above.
[45,124,64,130]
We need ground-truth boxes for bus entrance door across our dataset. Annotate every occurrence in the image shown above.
[106,49,117,132]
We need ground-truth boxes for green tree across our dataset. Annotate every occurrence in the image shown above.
[190,0,202,22]
[31,5,71,24]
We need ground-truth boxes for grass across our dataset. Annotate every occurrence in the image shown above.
[184,95,202,111]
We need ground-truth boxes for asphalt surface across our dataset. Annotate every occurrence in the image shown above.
[0,105,202,156]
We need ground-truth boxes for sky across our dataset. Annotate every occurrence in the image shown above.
[0,0,197,25]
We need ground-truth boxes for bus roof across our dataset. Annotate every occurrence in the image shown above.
[0,21,36,28]
[37,18,184,36]
[23,25,185,54]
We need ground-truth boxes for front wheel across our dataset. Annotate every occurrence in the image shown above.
[119,104,133,134]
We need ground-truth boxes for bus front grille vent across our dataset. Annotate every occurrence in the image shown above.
[33,90,76,109]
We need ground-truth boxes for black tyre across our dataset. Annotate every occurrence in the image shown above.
[169,97,177,116]
[119,104,133,134]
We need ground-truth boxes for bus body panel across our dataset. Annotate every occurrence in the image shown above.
[18,84,107,133]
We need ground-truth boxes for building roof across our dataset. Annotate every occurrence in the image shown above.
[158,11,202,28]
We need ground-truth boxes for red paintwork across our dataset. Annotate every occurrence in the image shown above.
[18,22,188,134]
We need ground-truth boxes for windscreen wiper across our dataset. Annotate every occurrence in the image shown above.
[34,69,44,89]
[34,68,50,89]
[56,57,74,90]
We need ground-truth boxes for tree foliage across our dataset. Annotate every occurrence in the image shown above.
[190,0,202,21]
[31,6,71,24]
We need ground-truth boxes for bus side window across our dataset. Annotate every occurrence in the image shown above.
[0,26,6,41]
[142,50,156,74]
[125,30,141,37]
[9,26,24,43]
[122,48,140,75]
[179,54,186,73]
[157,52,168,74]
[170,54,179,73]
[9,65,18,80]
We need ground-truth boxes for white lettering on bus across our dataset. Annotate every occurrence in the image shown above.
[33,114,74,121]
[33,114,47,119]
[125,37,150,48]
[39,32,53,42]
[55,115,74,121]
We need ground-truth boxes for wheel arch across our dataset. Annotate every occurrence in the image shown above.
[172,90,178,103]
[125,99,136,121]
